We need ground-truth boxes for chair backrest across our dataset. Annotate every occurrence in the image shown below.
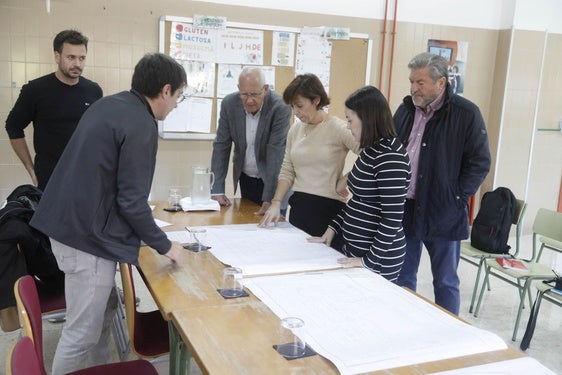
[13,275,46,375]
[118,262,170,359]
[512,199,527,257]
[6,336,44,375]
[532,208,562,261]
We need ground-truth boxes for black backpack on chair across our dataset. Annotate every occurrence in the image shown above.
[470,187,517,254]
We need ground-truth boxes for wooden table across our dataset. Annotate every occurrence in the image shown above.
[141,199,263,319]
[170,303,523,375]
[141,199,525,375]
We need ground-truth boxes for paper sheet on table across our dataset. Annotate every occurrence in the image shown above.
[244,268,508,375]
[430,356,556,374]
[154,218,172,228]
[192,223,343,276]
[165,231,191,244]
[179,197,220,211]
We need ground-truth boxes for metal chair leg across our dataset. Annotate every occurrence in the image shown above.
[469,257,486,313]
[474,263,491,317]
[111,285,130,361]
[512,279,533,341]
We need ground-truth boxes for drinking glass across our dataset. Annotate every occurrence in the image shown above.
[219,267,244,297]
[167,188,182,212]
[183,228,209,251]
[276,317,306,358]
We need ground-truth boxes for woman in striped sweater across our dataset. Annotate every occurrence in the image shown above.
[309,86,411,282]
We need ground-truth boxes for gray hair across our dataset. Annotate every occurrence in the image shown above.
[239,66,266,86]
[408,52,449,82]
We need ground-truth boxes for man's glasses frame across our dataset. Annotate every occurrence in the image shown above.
[239,87,265,100]
[177,93,190,104]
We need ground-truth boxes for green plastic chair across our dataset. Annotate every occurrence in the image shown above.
[460,198,527,313]
[474,208,562,341]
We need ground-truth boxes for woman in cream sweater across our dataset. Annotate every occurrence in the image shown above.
[259,73,360,245]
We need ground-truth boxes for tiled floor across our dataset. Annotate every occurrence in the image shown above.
[1,235,561,374]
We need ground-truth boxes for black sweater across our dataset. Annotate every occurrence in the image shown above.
[5,73,102,189]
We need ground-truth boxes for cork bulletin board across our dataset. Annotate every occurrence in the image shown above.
[158,15,372,140]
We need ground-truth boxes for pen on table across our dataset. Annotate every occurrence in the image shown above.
[184,226,192,233]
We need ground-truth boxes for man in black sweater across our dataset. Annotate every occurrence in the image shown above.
[5,29,102,191]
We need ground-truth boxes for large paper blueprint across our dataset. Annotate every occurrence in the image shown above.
[166,223,344,276]
[244,268,508,375]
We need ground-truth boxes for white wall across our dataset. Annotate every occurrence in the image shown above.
[193,0,562,33]
[513,0,562,33]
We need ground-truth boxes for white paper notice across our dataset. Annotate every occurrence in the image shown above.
[200,223,343,276]
[163,97,213,133]
[244,268,508,375]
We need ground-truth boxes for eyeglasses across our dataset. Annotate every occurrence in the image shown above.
[239,89,264,100]
[177,93,189,104]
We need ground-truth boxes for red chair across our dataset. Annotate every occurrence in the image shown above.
[6,336,158,375]
[34,278,66,321]
[13,275,154,374]
[118,263,169,360]
[14,276,46,373]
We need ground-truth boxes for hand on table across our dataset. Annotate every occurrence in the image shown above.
[164,242,185,263]
[254,201,271,215]
[307,228,335,247]
[337,257,362,268]
[259,201,281,227]
[212,195,231,206]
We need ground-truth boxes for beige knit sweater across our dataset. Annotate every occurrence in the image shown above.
[278,115,361,202]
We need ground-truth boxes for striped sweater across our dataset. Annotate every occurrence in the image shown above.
[329,137,411,282]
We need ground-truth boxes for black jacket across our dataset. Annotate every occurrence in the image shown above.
[0,185,63,309]
[393,88,491,241]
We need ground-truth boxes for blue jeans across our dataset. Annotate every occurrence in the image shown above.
[397,238,461,315]
[50,239,118,375]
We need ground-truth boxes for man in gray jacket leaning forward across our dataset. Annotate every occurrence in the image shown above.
[211,66,291,214]
[31,53,186,374]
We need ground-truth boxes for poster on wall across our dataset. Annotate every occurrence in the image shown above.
[163,97,213,133]
[170,22,217,61]
[427,39,468,96]
[170,22,264,66]
[296,33,332,93]
[217,28,264,65]
[271,31,296,67]
[180,61,216,97]
[216,64,243,98]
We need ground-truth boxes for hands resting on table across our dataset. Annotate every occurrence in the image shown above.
[213,195,272,216]
[206,194,361,267]
[306,227,362,268]
[165,242,185,263]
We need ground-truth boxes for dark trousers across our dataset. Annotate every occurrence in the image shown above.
[239,172,264,206]
[397,237,461,315]
[288,191,345,250]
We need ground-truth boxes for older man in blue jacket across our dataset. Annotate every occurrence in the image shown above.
[394,52,491,315]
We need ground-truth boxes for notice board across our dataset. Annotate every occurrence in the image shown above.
[158,15,372,140]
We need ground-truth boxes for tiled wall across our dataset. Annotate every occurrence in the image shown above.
[507,31,562,230]
[1,0,560,228]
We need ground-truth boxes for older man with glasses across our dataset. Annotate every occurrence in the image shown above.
[210,66,291,214]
